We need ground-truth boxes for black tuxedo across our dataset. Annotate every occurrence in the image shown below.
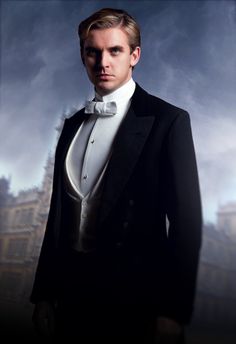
[31,84,202,326]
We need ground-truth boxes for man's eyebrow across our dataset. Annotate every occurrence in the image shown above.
[109,45,124,50]
[85,46,99,51]
[85,45,125,51]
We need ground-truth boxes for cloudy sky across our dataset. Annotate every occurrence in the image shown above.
[1,0,236,223]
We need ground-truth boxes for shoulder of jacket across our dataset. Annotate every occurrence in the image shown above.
[147,92,188,119]
[134,83,189,121]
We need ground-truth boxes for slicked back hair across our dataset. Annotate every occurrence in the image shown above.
[78,7,141,58]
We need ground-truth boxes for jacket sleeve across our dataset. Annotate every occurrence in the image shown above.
[161,110,202,324]
[30,122,67,304]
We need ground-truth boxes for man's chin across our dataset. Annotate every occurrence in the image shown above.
[96,83,117,96]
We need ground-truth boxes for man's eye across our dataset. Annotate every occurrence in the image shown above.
[86,49,97,57]
[111,48,120,55]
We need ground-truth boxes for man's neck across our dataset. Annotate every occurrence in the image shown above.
[95,78,135,102]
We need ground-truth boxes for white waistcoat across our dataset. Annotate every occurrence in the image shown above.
[64,78,136,252]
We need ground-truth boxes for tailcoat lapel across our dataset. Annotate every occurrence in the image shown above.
[55,111,88,169]
[98,86,155,224]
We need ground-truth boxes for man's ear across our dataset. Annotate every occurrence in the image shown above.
[130,46,141,68]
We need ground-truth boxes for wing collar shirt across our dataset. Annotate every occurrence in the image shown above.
[65,78,136,252]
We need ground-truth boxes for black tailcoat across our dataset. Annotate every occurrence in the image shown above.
[31,84,202,324]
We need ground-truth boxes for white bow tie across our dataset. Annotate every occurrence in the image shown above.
[84,100,117,116]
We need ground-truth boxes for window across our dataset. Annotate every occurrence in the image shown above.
[26,208,34,224]
[14,210,21,226]
[6,238,28,259]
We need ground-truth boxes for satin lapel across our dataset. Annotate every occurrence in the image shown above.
[52,110,88,246]
[98,106,154,225]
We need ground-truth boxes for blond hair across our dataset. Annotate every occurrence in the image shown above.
[78,8,141,54]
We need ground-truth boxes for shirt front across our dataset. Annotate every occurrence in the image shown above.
[65,78,136,251]
[66,78,136,197]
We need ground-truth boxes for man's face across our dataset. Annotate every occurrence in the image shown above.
[82,27,140,96]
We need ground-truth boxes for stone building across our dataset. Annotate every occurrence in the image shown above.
[193,223,236,333]
[0,155,54,306]
[217,202,236,241]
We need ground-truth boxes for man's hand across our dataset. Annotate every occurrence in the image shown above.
[155,317,184,344]
[32,301,56,339]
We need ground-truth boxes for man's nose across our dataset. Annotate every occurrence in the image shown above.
[97,51,109,68]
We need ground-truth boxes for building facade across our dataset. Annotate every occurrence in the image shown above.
[0,155,54,306]
[193,224,236,332]
[217,202,236,241]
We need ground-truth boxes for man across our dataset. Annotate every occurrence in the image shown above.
[31,8,202,344]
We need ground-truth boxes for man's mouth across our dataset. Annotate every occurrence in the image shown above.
[96,74,114,80]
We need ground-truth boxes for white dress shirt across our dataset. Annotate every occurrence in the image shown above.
[65,78,136,252]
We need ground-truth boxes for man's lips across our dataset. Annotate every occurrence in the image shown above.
[96,74,114,80]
